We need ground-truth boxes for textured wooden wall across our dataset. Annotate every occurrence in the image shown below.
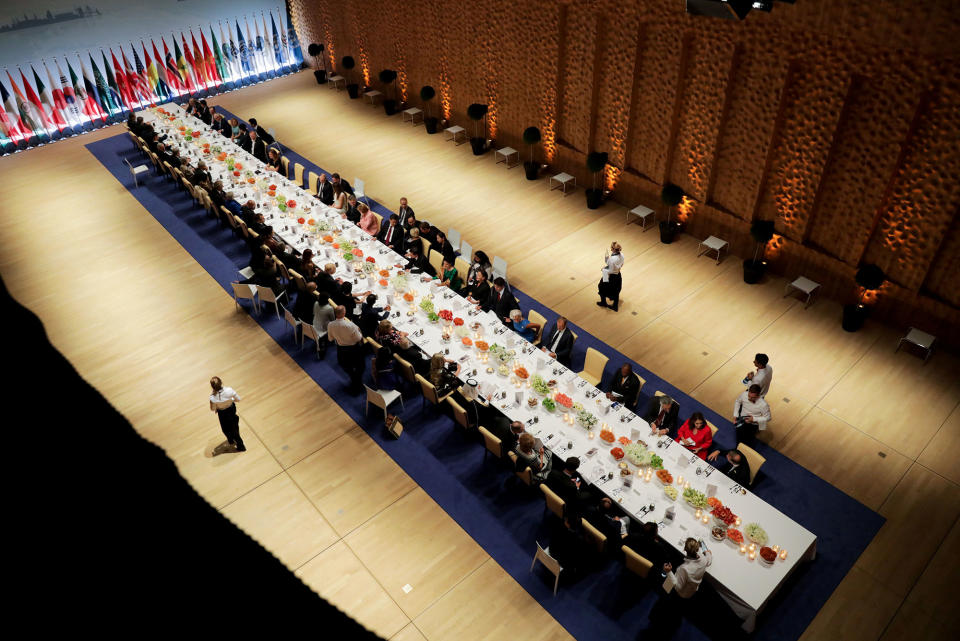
[290,0,960,340]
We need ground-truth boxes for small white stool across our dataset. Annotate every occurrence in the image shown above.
[896,327,936,363]
[328,75,345,90]
[445,125,466,145]
[627,205,656,230]
[402,107,423,125]
[697,236,728,264]
[494,146,519,169]
[784,276,821,308]
[549,172,575,195]
[364,90,382,105]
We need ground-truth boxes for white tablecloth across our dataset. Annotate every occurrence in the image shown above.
[142,104,817,631]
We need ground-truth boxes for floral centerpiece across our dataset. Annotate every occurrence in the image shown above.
[362,262,378,274]
[624,443,650,466]
[419,299,435,314]
[682,488,709,509]
[577,410,598,428]
[391,274,409,291]
[744,523,768,546]
[531,375,550,396]
[542,397,556,412]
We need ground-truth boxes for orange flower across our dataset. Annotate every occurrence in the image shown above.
[267,191,276,197]
[307,218,316,225]
[332,243,340,249]
[234,163,243,169]
[247,177,255,184]
[323,235,334,243]
[378,279,388,287]
[297,217,305,224]
[403,293,415,302]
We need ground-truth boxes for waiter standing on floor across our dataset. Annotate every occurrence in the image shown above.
[598,241,624,312]
[327,305,366,394]
[209,376,245,452]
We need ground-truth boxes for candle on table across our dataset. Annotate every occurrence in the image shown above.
[702,515,710,524]
[748,543,756,552]
[734,517,741,526]
[748,551,756,561]
[739,545,746,555]
[779,549,787,560]
[771,545,779,553]
[695,509,702,519]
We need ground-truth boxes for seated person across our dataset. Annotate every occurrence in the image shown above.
[593,496,631,542]
[507,309,538,343]
[379,214,403,251]
[606,363,640,406]
[428,353,461,397]
[371,346,401,392]
[463,268,490,305]
[706,448,751,486]
[359,294,389,337]
[240,254,281,294]
[228,118,241,142]
[248,117,274,144]
[190,162,211,188]
[314,172,334,205]
[357,204,380,236]
[404,226,420,250]
[316,263,340,298]
[466,251,493,287]
[540,317,574,367]
[334,281,366,318]
[488,416,524,455]
[514,433,552,482]
[375,320,420,365]
[547,457,593,513]
[623,521,675,578]
[291,282,317,324]
[642,394,680,438]
[438,258,462,291]
[418,221,437,247]
[432,230,456,262]
[237,124,251,152]
[208,181,227,210]
[224,193,243,217]
[265,148,282,172]
[547,511,589,577]
[165,148,183,169]
[344,195,361,225]
[675,411,713,460]
[404,243,435,276]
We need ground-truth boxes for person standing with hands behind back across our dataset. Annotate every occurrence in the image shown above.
[209,377,245,452]
[598,241,624,311]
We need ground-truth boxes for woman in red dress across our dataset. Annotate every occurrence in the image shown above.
[676,411,713,460]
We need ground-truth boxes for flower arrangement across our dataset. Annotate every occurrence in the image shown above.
[554,393,573,408]
[625,444,652,466]
[474,341,489,351]
[455,326,471,338]
[297,217,306,225]
[379,269,390,277]
[379,279,389,287]
[664,486,679,501]
[307,219,316,226]
[316,220,331,232]
[744,523,768,546]
[599,429,616,443]
[343,252,354,261]
[610,447,625,460]
[391,274,409,291]
[438,310,453,322]
[427,311,440,322]
[362,262,378,274]
[571,402,584,412]
[461,337,473,346]
[683,488,709,509]
[366,256,376,263]
[453,317,464,326]
[323,235,335,243]
[726,529,744,544]
[649,454,664,470]
[656,469,673,484]
[531,375,550,395]
[514,366,529,379]
[542,397,556,411]
[403,292,415,303]
[352,248,363,257]
[287,200,297,209]
[419,299,435,313]
[577,410,598,428]
[711,505,738,526]
[618,436,632,445]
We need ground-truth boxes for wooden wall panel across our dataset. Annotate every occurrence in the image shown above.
[291,0,960,339]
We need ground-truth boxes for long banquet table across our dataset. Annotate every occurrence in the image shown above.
[141,104,817,632]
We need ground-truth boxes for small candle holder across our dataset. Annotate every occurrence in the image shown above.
[748,551,756,561]
[734,517,741,526]
[779,549,787,561]
[677,475,684,486]
[702,515,710,524]
[748,543,756,552]
[684,482,690,490]
[771,545,779,553]
[739,545,746,555]
[588,431,595,440]
[695,509,702,519]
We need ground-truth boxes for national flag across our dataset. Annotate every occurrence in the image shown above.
[82,55,111,121]
[174,36,196,92]
[142,42,166,100]
[270,11,285,67]
[0,77,29,143]
[32,66,67,133]
[187,31,207,88]
[163,37,186,93]
[226,24,241,80]
[284,6,303,66]
[151,39,172,97]
[127,45,156,105]
[70,57,104,124]
[42,61,74,129]
[54,58,83,126]
[236,21,251,74]
[200,29,220,84]
[109,49,134,109]
[15,69,52,137]
[245,17,262,76]
[260,12,276,75]
[102,51,129,113]
[210,26,228,85]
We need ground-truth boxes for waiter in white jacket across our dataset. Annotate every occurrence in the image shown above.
[597,241,624,312]
[734,383,771,443]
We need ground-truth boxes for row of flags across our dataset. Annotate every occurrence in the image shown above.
[0,10,303,153]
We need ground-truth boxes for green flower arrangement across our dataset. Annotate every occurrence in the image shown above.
[649,454,664,470]
[419,299,435,313]
[427,311,440,322]
[315,219,331,232]
[278,203,287,212]
[542,397,556,411]
[571,402,584,412]
[576,410,598,428]
[391,274,409,291]
[362,262,378,274]
[531,375,550,395]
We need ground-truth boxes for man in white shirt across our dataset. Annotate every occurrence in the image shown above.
[734,384,771,442]
[664,538,712,599]
[327,305,365,394]
[743,353,772,397]
[597,241,624,311]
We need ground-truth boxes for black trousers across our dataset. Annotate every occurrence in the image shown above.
[216,403,245,449]
[598,273,622,306]
[337,343,365,392]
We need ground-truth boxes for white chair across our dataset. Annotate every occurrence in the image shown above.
[785,276,821,308]
[530,541,563,596]
[238,266,255,280]
[364,384,404,418]
[124,157,149,187]
[230,282,258,313]
[896,327,936,363]
[353,177,368,204]
[460,239,473,263]
[282,305,301,343]
[492,255,508,280]
[447,228,462,254]
[301,323,326,359]
[697,235,729,264]
[627,205,656,230]
[255,285,286,319]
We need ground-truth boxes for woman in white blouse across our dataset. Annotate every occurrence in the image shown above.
[331,183,348,216]
[209,377,245,451]
[598,241,624,311]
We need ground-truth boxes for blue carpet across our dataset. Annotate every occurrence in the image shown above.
[87,121,883,641]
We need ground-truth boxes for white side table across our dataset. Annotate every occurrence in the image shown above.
[784,276,821,308]
[402,107,423,125]
[549,172,575,195]
[627,205,656,230]
[445,125,466,145]
[495,147,519,169]
[896,327,936,363]
[328,75,345,91]
[364,90,382,105]
[697,236,729,264]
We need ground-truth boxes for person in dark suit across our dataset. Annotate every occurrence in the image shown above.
[208,181,227,210]
[433,230,456,262]
[201,106,214,126]
[398,198,415,228]
[248,118,275,144]
[190,163,211,188]
[316,264,340,298]
[292,282,317,324]
[642,394,680,438]
[314,173,334,205]
[488,416,523,458]
[547,457,594,514]
[540,317,574,367]
[237,125,252,153]
[623,520,676,578]
[358,295,389,337]
[606,363,640,407]
[248,130,268,163]
[464,269,490,305]
[379,214,403,252]
[404,243,434,276]
[418,221,438,247]
[344,195,361,224]
[707,449,752,487]
[239,200,258,226]
[482,277,517,321]
[331,173,353,196]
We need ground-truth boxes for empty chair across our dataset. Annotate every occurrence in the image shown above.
[540,484,565,519]
[454,256,471,285]
[447,396,472,431]
[531,541,563,596]
[364,384,404,419]
[459,240,473,264]
[737,442,766,486]
[581,517,608,555]
[492,255,508,280]
[528,310,548,345]
[478,426,503,463]
[622,545,654,578]
[230,281,258,313]
[447,228,462,253]
[508,451,533,486]
[353,177,367,204]
[255,285,286,319]
[577,347,609,387]
[293,162,305,188]
[282,305,301,342]
[301,323,326,359]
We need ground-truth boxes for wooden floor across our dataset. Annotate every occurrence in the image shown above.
[0,72,956,641]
